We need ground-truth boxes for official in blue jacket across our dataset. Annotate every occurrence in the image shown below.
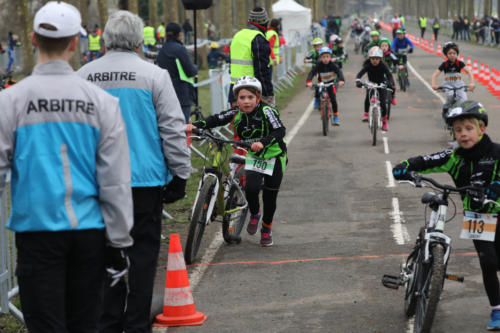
[157,23,198,123]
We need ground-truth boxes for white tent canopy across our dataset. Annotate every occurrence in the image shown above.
[272,0,311,45]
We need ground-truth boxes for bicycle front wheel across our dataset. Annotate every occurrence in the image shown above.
[404,228,425,317]
[371,108,378,146]
[321,101,329,136]
[185,177,216,264]
[222,171,248,243]
[414,244,445,333]
[386,92,392,120]
[399,71,406,92]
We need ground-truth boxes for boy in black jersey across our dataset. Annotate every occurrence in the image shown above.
[393,101,500,331]
[355,46,396,131]
[331,37,348,69]
[431,41,475,118]
[306,47,345,125]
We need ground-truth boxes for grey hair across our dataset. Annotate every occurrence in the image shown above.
[103,10,144,51]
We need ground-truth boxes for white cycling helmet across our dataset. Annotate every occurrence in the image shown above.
[329,34,339,42]
[364,26,372,32]
[368,46,383,58]
[233,76,262,95]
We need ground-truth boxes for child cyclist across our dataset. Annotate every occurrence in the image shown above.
[391,29,414,85]
[355,46,396,131]
[380,37,398,105]
[392,101,500,331]
[431,41,475,118]
[331,37,348,69]
[186,76,286,247]
[306,46,345,125]
[304,37,323,64]
[364,30,381,57]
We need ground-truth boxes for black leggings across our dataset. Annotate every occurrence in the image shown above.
[364,88,388,117]
[474,226,500,306]
[245,157,284,225]
[315,84,338,114]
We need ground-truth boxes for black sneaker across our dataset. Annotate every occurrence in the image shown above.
[260,229,273,247]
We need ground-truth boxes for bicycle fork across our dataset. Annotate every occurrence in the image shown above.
[191,173,220,225]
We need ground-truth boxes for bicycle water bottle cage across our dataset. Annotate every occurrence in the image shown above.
[421,192,447,206]
[229,154,246,164]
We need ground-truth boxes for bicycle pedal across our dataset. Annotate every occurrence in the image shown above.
[445,274,464,283]
[382,274,403,289]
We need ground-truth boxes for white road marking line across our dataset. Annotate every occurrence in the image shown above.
[285,99,314,144]
[383,136,389,154]
[390,197,411,245]
[189,230,223,289]
[407,61,446,103]
[386,161,395,188]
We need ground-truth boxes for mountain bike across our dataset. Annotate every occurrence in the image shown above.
[184,129,252,264]
[437,85,470,136]
[314,82,336,136]
[382,172,499,333]
[396,50,409,92]
[361,82,393,146]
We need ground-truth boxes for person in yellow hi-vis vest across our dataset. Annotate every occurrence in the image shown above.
[266,18,281,83]
[157,22,165,44]
[157,23,198,123]
[88,28,102,62]
[419,15,427,38]
[143,21,156,50]
[229,7,274,107]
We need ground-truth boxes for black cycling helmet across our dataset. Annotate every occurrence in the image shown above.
[334,37,343,44]
[443,41,459,55]
[445,100,488,127]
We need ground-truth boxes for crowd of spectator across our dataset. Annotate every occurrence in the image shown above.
[452,15,500,46]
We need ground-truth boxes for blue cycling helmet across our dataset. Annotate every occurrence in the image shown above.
[318,47,332,56]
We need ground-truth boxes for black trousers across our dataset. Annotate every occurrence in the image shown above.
[245,157,285,225]
[474,222,500,306]
[16,229,106,333]
[99,187,163,333]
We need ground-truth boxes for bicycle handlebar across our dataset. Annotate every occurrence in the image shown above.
[360,81,394,92]
[191,128,253,149]
[313,82,336,88]
[437,85,469,92]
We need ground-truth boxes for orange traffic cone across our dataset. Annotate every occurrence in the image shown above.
[429,41,435,54]
[484,65,491,87]
[466,57,472,71]
[478,62,485,84]
[436,43,442,56]
[472,59,479,79]
[154,234,207,327]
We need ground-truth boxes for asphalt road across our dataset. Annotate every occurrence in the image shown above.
[154,32,500,333]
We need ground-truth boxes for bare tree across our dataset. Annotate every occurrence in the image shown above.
[164,0,179,24]
[129,0,139,14]
[219,0,233,38]
[484,0,492,17]
[97,0,108,32]
[15,0,35,74]
[68,0,82,70]
[149,0,158,28]
[80,0,89,26]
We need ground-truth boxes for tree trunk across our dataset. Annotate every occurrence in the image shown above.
[219,0,233,38]
[97,0,108,32]
[80,0,89,27]
[129,0,139,14]
[484,0,492,17]
[237,0,247,29]
[150,0,158,27]
[16,0,35,74]
[164,0,179,23]
[69,0,82,70]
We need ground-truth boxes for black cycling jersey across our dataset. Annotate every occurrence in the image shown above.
[438,60,466,74]
[356,61,395,86]
[307,60,345,83]
[192,103,286,158]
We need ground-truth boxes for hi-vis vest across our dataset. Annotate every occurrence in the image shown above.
[88,34,101,51]
[266,29,280,65]
[157,25,165,39]
[230,28,265,83]
[419,17,427,28]
[433,21,440,29]
[143,26,156,45]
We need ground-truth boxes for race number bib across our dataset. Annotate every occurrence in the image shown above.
[460,211,498,242]
[245,155,275,176]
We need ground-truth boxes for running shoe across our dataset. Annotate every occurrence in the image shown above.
[487,310,500,331]
[382,119,388,131]
[260,229,273,247]
[362,112,369,122]
[247,211,261,235]
[392,97,397,105]
[333,116,340,126]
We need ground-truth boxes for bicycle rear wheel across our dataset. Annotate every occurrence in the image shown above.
[222,171,248,243]
[371,108,378,146]
[321,100,329,136]
[185,177,216,264]
[399,70,406,92]
[413,244,445,333]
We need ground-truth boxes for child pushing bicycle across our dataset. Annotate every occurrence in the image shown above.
[355,46,396,131]
[186,76,287,247]
[431,42,475,118]
[306,47,345,125]
[392,101,500,331]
